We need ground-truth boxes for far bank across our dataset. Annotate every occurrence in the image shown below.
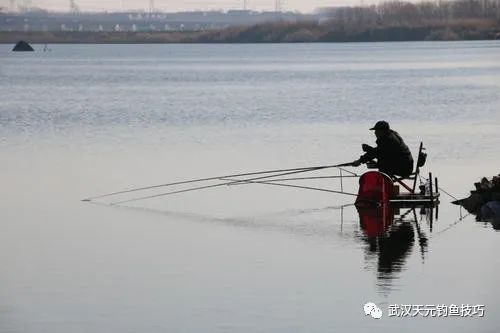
[1,22,500,45]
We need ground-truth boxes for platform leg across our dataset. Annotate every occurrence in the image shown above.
[429,172,433,202]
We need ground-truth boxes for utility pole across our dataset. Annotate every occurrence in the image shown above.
[243,0,247,10]
[274,0,280,12]
[69,0,80,13]
[18,0,31,12]
[149,0,155,13]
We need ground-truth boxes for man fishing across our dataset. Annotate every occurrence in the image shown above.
[351,121,414,177]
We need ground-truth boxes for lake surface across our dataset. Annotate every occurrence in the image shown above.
[1,42,500,332]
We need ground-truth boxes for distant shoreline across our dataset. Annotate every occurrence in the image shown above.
[2,0,500,45]
[2,21,500,44]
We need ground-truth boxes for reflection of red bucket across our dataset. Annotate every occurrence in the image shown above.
[355,171,393,206]
[357,205,394,237]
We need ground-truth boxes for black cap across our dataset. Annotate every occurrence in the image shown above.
[370,121,390,131]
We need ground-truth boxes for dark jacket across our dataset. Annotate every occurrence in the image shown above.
[360,130,414,177]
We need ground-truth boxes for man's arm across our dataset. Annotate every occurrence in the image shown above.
[352,144,377,166]
[359,144,377,163]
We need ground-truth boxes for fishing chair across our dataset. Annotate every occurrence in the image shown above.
[390,142,427,194]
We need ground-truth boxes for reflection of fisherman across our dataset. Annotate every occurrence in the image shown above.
[357,207,420,280]
[352,121,414,177]
[377,222,416,275]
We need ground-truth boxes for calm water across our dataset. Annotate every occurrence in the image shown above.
[1,42,500,332]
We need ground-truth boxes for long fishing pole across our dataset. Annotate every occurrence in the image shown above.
[110,164,353,205]
[220,175,359,184]
[83,162,357,202]
[221,178,358,196]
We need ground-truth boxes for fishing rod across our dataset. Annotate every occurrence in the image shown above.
[109,163,358,205]
[220,175,359,183]
[220,178,358,196]
[83,162,358,202]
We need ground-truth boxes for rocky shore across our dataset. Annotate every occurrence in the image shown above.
[454,174,500,228]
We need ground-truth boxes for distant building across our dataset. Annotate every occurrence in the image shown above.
[0,10,318,32]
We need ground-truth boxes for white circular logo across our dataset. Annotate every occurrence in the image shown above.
[364,302,383,319]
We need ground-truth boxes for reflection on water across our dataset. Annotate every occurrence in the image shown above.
[106,199,442,291]
[99,198,480,298]
[357,206,434,288]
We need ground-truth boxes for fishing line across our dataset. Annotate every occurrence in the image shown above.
[83,163,354,202]
[437,187,460,201]
[220,175,359,183]
[432,213,471,237]
[109,165,346,205]
[418,174,460,201]
[220,177,358,196]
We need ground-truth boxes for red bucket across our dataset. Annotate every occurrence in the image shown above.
[355,171,393,206]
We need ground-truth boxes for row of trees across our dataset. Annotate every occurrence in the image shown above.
[320,0,500,26]
[3,0,499,43]
[196,0,500,43]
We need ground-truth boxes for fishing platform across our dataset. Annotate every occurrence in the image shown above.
[352,142,439,208]
[356,170,440,208]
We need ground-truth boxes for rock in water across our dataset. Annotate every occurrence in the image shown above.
[12,41,34,52]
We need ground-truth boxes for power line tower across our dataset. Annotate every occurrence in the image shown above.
[17,0,31,12]
[149,0,155,13]
[69,0,80,13]
[274,0,282,12]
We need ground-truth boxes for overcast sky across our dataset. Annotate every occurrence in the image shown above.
[5,0,371,13]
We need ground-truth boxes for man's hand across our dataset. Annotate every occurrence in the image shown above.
[362,144,372,152]
[351,159,362,167]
